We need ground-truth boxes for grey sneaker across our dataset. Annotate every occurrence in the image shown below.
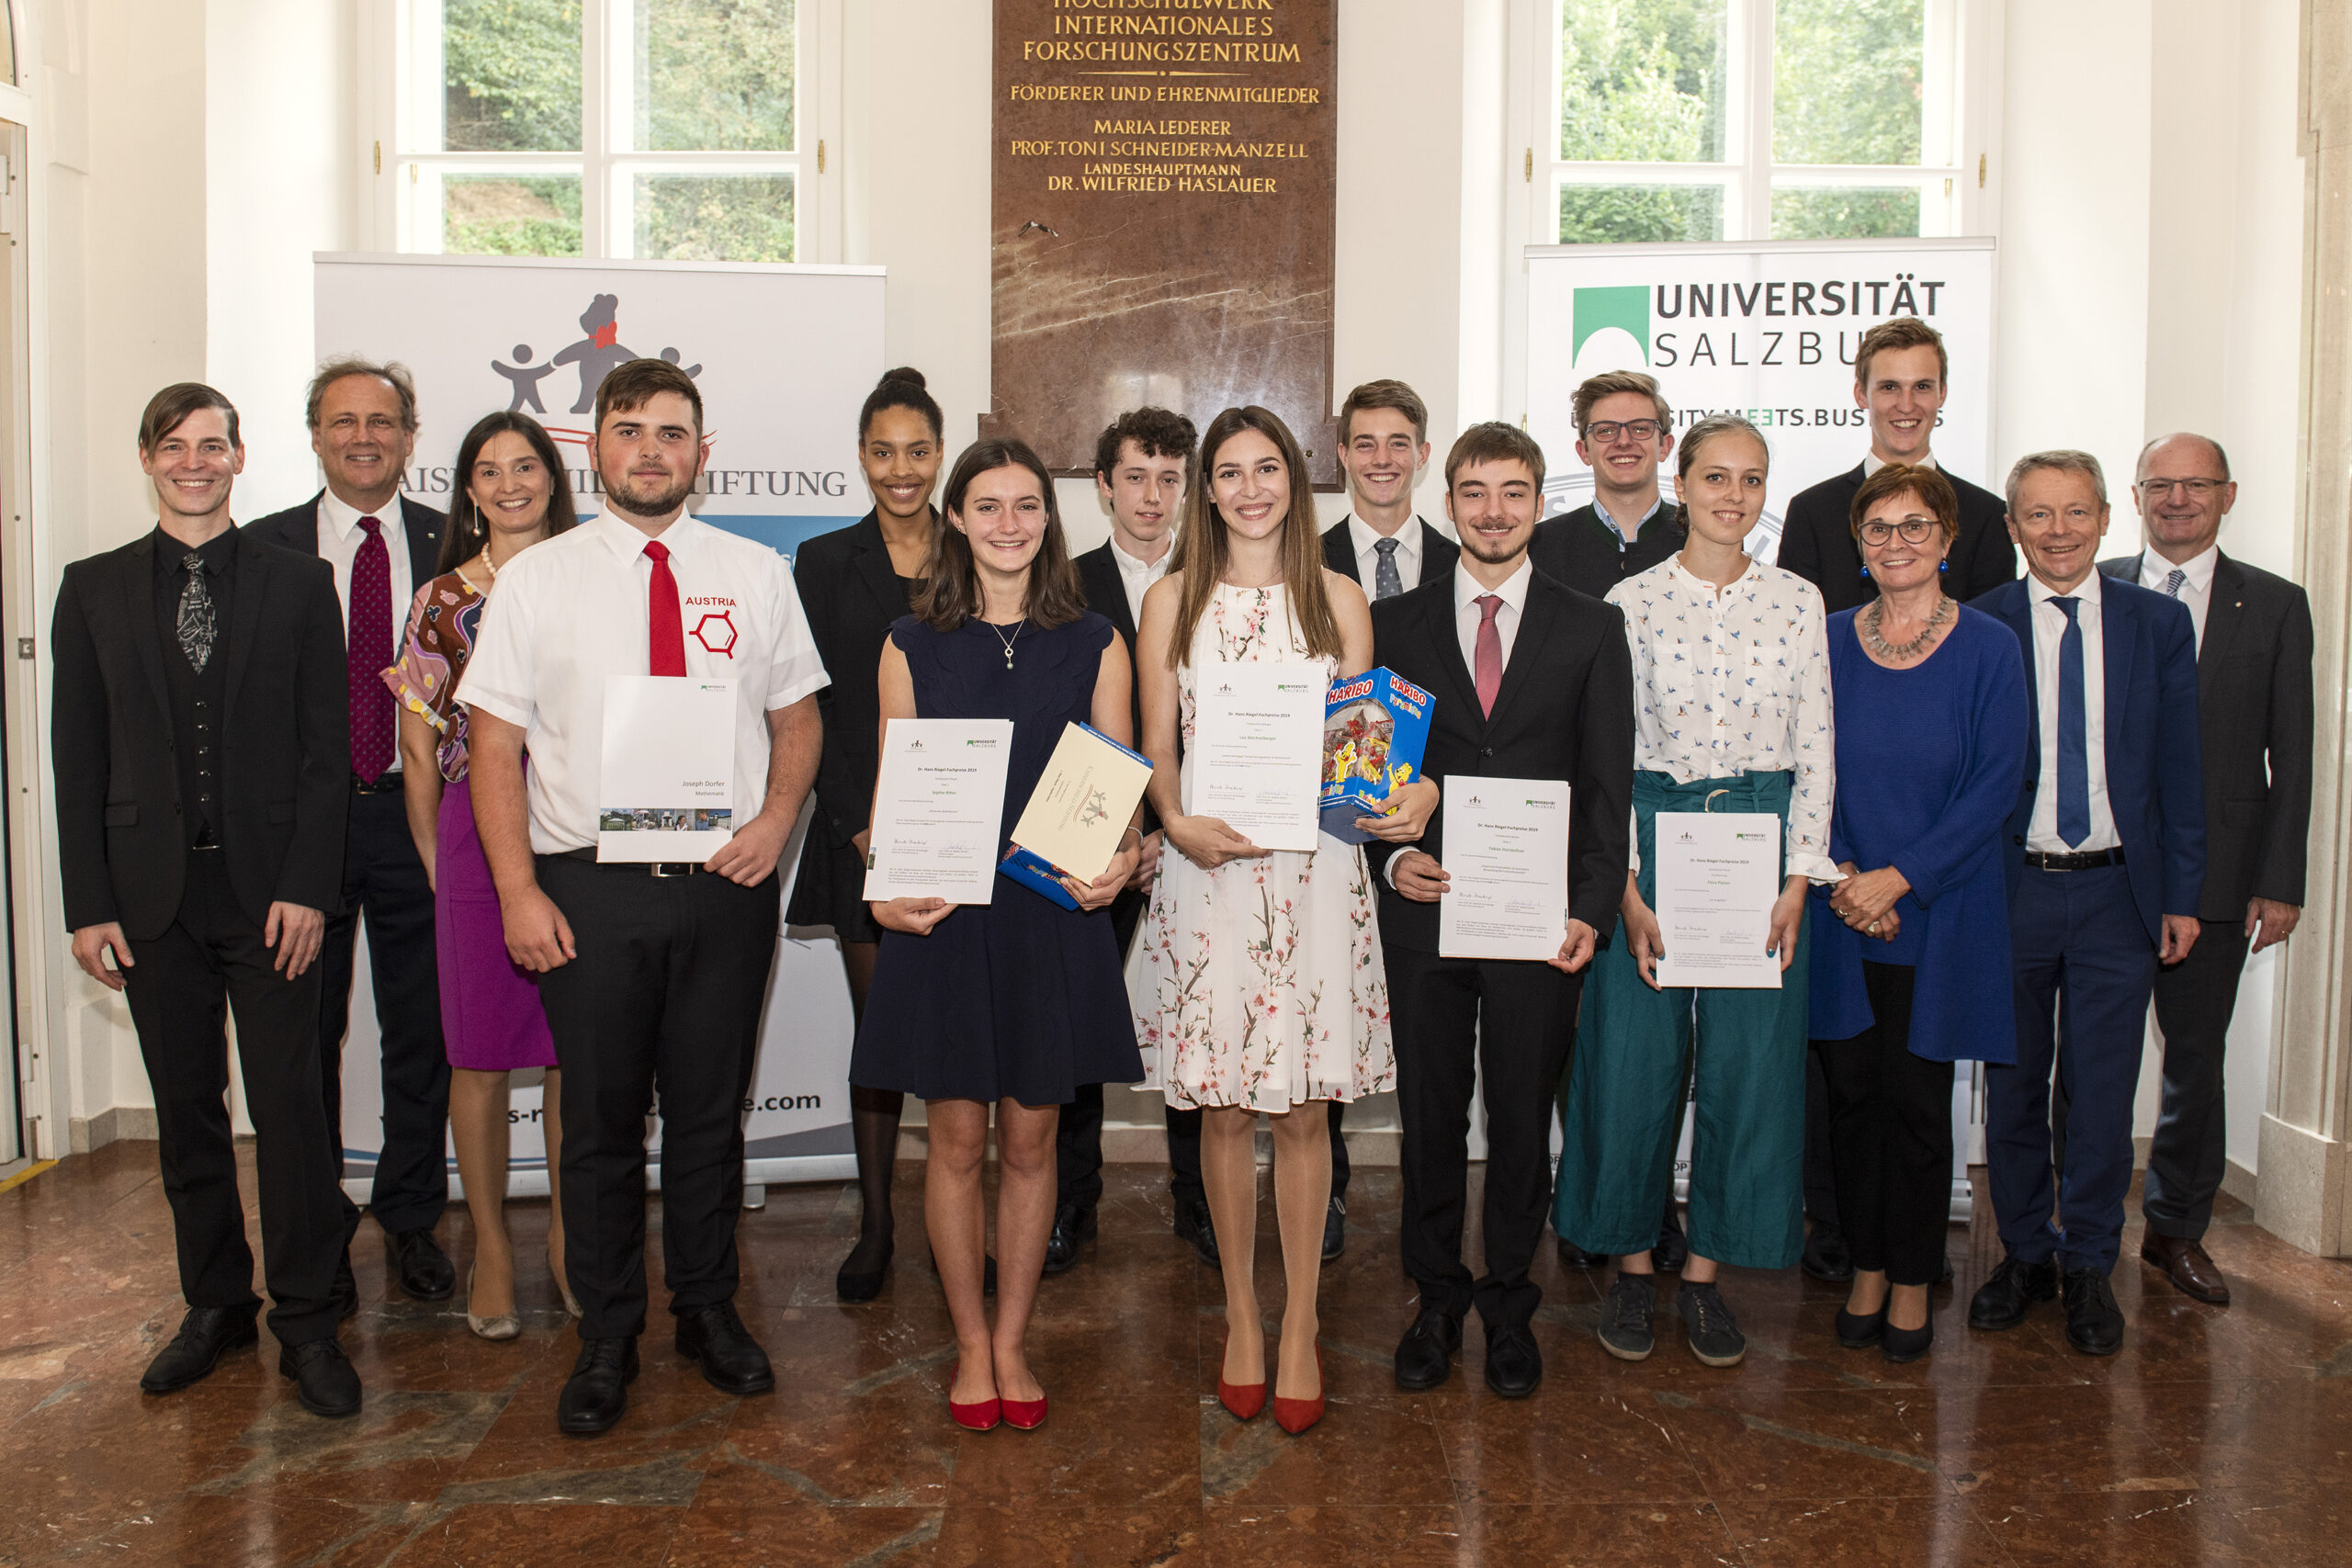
[1679,1282,1747,1367]
[1599,1273,1657,1361]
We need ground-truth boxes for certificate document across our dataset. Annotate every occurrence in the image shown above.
[1438,777,1571,961]
[1190,663,1324,852]
[1654,811,1783,988]
[1009,723,1153,885]
[597,677,735,863]
[863,719,1015,904]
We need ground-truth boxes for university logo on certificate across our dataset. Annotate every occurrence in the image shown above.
[597,676,736,862]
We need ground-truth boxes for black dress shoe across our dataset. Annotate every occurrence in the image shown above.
[1651,1204,1689,1273]
[1393,1304,1462,1391]
[1555,1235,1609,1269]
[1484,1322,1544,1398]
[1043,1203,1097,1276]
[1173,1191,1220,1267]
[384,1227,456,1301]
[835,1235,892,1303]
[2061,1268,2125,1357]
[277,1338,362,1418]
[1967,1255,2058,1331]
[1882,1311,1935,1365]
[1801,1225,1855,1282]
[140,1305,258,1393]
[675,1301,775,1394]
[1834,1303,1887,1349]
[1321,1195,1346,1262]
[331,1253,359,1321]
[559,1337,640,1435]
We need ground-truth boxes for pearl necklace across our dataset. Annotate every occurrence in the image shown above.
[1860,594,1951,660]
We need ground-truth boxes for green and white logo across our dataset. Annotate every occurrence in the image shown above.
[1573,285,1650,364]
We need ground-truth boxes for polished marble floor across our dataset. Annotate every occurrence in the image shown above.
[2,1141,2348,1566]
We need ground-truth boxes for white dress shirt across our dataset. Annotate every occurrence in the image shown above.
[318,487,417,772]
[1606,556,1839,883]
[460,511,831,853]
[1386,558,1534,890]
[1109,534,1172,626]
[2139,543,2217,653]
[2025,570,2120,853]
[1347,513,1433,591]
[1861,451,1938,478]
[1591,493,1665,547]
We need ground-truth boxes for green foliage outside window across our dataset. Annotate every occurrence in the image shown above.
[636,175,797,263]
[442,0,582,152]
[1770,186,1919,241]
[638,0,797,151]
[1560,0,1727,164]
[1772,0,1925,166]
[445,175,584,255]
[1560,184,1724,244]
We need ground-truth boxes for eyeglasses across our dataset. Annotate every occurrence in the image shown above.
[2137,477,2225,498]
[1582,420,1663,444]
[1858,518,1939,547]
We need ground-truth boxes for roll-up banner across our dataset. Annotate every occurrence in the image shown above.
[315,253,884,1200]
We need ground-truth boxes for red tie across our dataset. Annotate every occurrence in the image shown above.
[1474,594,1503,717]
[644,539,686,676]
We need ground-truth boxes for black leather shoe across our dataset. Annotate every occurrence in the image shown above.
[1834,1303,1887,1349]
[1392,1304,1462,1391]
[2061,1268,2125,1357]
[277,1338,362,1418]
[1043,1203,1096,1276]
[1651,1204,1689,1273]
[1967,1256,2058,1331]
[1882,1311,1935,1365]
[384,1227,456,1301]
[558,1337,639,1435]
[1556,1236,1610,1269]
[674,1301,775,1394]
[331,1252,359,1321]
[1173,1192,1220,1267]
[1321,1195,1346,1262]
[140,1305,258,1393]
[1801,1225,1855,1282]
[835,1235,892,1303]
[1483,1323,1543,1398]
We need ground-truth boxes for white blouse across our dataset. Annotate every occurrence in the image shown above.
[1606,556,1838,884]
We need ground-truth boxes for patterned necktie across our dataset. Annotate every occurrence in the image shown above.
[2052,596,2090,848]
[645,539,686,675]
[1372,536,1405,601]
[1474,594,1504,717]
[176,552,215,672]
[2164,567,2186,599]
[348,515,394,779]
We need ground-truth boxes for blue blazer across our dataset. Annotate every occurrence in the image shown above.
[1973,575,2205,944]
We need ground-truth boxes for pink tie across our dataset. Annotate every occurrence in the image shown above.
[1474,594,1503,717]
[349,514,394,778]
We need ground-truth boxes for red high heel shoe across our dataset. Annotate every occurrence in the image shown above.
[1216,1333,1266,1421]
[1001,1391,1048,1430]
[948,1363,1001,1432]
[1271,1346,1324,1435]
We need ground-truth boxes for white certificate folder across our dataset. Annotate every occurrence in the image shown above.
[1653,811,1783,988]
[863,719,1016,905]
[597,676,736,862]
[1189,663,1325,852]
[1001,723,1153,908]
[1438,777,1572,961]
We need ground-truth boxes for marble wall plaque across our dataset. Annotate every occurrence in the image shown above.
[987,0,1340,483]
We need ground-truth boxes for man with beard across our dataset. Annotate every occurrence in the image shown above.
[461,358,829,1434]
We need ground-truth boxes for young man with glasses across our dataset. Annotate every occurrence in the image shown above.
[1529,370,1688,600]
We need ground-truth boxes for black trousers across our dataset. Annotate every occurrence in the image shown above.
[536,855,778,1339]
[2142,918,2252,1240]
[1390,945,1580,1327]
[120,850,351,1344]
[317,784,448,1235]
[1803,1045,1841,1229]
[1816,963,1953,1287]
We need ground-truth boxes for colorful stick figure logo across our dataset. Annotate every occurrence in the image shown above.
[691,612,738,656]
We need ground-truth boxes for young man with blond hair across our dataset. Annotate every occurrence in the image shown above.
[1529,368,1688,598]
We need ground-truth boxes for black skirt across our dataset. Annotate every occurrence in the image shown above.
[785,829,881,944]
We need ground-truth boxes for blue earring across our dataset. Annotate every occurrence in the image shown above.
[1939,559,1950,573]
[1860,565,1871,580]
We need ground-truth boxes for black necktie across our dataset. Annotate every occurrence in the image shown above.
[177,553,216,672]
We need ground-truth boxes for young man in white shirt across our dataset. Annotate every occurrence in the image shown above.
[463,358,829,1435]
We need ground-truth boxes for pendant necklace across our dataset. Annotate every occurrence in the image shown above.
[1860,594,1951,660]
[988,616,1025,669]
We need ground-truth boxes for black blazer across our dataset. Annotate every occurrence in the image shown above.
[793,513,919,847]
[1320,516,1461,591]
[51,527,351,939]
[1777,462,2015,614]
[1364,566,1635,953]
[2098,551,2312,917]
[1528,501,1688,601]
[246,490,447,589]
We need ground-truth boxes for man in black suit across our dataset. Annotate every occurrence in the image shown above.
[1367,422,1634,1396]
[1056,407,1212,1269]
[52,384,360,1416]
[1527,368,1688,598]
[2099,433,2312,1306]
[246,358,453,1307]
[1774,315,2016,1282]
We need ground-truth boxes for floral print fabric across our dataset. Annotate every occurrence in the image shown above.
[384,570,490,784]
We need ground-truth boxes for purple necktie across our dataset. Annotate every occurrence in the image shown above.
[349,514,394,779]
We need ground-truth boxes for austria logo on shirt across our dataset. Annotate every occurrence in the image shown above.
[685,596,738,657]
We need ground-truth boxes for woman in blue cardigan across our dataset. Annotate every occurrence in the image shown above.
[1810,461,2029,1363]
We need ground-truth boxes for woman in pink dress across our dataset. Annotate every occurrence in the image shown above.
[385,412,579,1338]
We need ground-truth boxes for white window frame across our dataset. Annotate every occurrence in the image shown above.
[359,0,840,263]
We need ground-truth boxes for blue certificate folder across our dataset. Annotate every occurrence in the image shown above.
[1319,667,1435,844]
[998,723,1154,910]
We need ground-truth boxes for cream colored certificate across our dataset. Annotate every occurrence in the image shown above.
[1189,663,1324,852]
[862,719,1015,904]
[1654,811,1782,988]
[1438,778,1572,961]
[1010,723,1152,884]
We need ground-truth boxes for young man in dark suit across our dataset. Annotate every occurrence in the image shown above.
[247,358,453,1310]
[1971,451,2205,1357]
[2099,433,2312,1306]
[51,384,361,1416]
[1367,423,1634,1396]
[1527,368,1688,598]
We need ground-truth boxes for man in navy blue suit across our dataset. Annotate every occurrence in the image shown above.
[1968,450,2204,1357]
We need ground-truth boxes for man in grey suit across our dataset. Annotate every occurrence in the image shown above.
[2098,432,2312,1305]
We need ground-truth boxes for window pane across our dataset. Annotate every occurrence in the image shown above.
[633,173,796,262]
[1560,0,1728,163]
[1770,184,1919,240]
[443,174,584,256]
[442,0,582,152]
[1560,183,1725,244]
[1772,0,1924,165]
[636,0,796,152]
